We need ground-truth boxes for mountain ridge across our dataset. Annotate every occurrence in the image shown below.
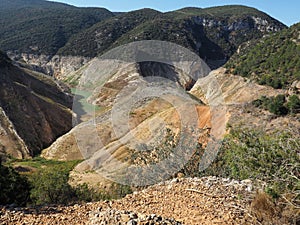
[2,3,287,78]
[59,5,286,60]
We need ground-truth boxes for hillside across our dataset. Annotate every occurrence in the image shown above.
[58,8,162,57]
[226,22,300,89]
[2,4,286,78]
[0,51,73,157]
[41,58,215,188]
[0,0,114,55]
[58,5,286,69]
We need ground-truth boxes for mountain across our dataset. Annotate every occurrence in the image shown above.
[0,51,73,158]
[226,22,300,89]
[1,4,286,77]
[57,8,162,57]
[0,0,114,56]
[58,5,286,68]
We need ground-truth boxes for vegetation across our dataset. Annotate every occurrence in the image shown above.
[165,6,285,60]
[29,163,77,205]
[58,8,161,57]
[226,23,300,89]
[1,157,132,206]
[0,2,286,66]
[0,50,11,67]
[252,94,300,115]
[203,128,299,199]
[0,0,114,55]
[0,162,30,206]
[29,163,131,205]
[287,94,300,114]
[169,5,283,19]
[58,5,285,64]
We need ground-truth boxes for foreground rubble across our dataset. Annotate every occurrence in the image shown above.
[0,177,267,224]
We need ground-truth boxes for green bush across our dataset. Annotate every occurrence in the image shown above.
[0,163,30,206]
[29,166,75,205]
[287,95,300,114]
[1,157,133,206]
[0,3,113,55]
[203,128,300,197]
[29,163,132,205]
[268,95,288,115]
[253,94,300,115]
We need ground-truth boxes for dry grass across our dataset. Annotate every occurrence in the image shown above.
[250,191,279,223]
[250,191,300,225]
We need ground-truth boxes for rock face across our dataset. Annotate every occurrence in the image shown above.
[42,66,295,189]
[190,67,282,105]
[57,6,286,69]
[191,67,300,139]
[251,16,282,32]
[0,52,73,157]
[0,107,30,159]
[192,15,282,33]
[7,52,90,79]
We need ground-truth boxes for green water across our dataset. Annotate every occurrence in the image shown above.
[71,88,100,116]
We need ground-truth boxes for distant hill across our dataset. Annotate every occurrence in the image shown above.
[57,5,286,68]
[0,0,114,55]
[164,5,281,20]
[226,22,300,89]
[58,8,162,57]
[0,51,73,157]
[0,2,286,68]
[0,0,71,9]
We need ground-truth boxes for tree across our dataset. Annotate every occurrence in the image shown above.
[287,95,300,114]
[268,95,288,116]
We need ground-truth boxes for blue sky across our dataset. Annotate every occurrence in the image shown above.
[51,0,300,26]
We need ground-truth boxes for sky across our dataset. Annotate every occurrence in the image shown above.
[50,0,300,26]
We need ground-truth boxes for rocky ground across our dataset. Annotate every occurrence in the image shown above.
[0,176,275,225]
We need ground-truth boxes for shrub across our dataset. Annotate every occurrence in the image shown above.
[268,94,288,115]
[29,166,75,205]
[0,163,30,206]
[202,128,300,197]
[253,94,300,116]
[29,164,132,205]
[74,183,132,202]
[287,95,300,114]
[2,157,133,206]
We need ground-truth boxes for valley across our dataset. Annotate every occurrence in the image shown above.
[0,0,299,224]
